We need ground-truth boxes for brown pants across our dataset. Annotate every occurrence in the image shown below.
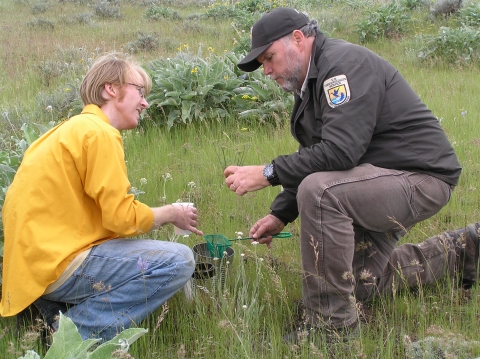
[297,164,454,329]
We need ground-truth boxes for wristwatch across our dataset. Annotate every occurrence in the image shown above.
[263,162,281,186]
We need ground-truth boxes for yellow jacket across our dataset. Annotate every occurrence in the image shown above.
[1,105,154,316]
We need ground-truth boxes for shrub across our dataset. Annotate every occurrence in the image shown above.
[31,2,50,14]
[35,60,66,87]
[25,17,55,30]
[125,32,161,53]
[430,0,463,17]
[180,18,206,35]
[38,82,83,120]
[93,0,121,19]
[60,12,94,25]
[356,2,413,42]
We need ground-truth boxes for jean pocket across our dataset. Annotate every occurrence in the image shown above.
[50,271,95,302]
[408,174,451,219]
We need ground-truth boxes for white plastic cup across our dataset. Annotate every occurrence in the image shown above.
[172,202,194,235]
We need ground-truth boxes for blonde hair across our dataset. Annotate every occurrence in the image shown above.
[80,52,152,107]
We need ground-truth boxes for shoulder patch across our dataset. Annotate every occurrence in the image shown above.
[323,75,350,108]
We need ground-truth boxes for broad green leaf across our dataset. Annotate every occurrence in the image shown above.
[159,98,179,107]
[71,338,103,359]
[88,328,148,359]
[34,121,55,135]
[86,343,121,359]
[0,164,17,174]
[20,123,39,145]
[44,313,90,359]
[180,91,197,100]
[181,101,194,123]
[164,91,181,98]
[15,139,28,154]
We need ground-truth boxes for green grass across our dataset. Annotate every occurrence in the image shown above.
[1,0,480,358]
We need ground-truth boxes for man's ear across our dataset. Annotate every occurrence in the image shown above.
[103,83,116,98]
[291,30,304,47]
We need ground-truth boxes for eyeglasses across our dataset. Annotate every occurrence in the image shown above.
[126,82,145,99]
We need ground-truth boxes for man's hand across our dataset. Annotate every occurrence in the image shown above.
[248,214,285,248]
[150,205,203,235]
[224,165,270,195]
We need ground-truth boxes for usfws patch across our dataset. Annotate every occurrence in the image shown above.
[323,75,350,108]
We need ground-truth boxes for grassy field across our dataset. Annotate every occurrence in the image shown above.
[1,0,480,358]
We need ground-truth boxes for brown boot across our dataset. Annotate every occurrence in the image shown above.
[446,223,480,288]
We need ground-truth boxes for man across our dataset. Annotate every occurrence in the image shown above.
[224,7,479,345]
[1,53,202,341]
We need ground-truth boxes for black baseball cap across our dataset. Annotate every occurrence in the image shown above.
[237,8,309,72]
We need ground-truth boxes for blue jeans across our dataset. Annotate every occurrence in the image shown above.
[34,239,195,341]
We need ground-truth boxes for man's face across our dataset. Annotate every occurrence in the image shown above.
[257,37,304,93]
[110,74,149,130]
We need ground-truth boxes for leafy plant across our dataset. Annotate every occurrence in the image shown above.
[146,48,293,129]
[229,55,294,124]
[144,4,181,21]
[356,2,414,42]
[147,47,244,129]
[17,313,147,359]
[458,2,480,26]
[417,25,480,64]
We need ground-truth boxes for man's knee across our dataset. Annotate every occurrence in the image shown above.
[173,243,195,278]
[298,173,325,203]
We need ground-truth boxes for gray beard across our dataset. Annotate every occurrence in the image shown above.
[279,46,303,93]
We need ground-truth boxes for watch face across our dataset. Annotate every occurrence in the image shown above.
[263,164,274,178]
